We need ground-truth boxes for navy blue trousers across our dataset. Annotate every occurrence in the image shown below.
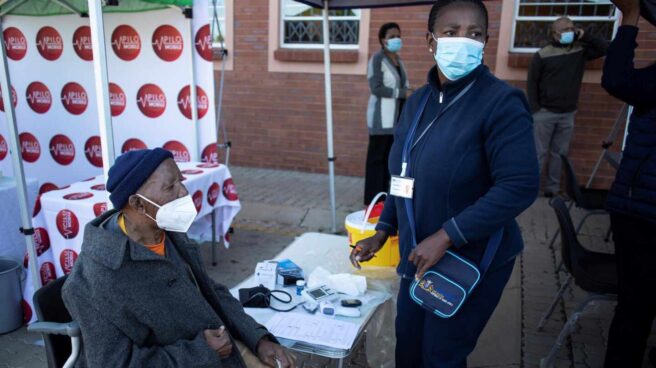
[395,258,515,368]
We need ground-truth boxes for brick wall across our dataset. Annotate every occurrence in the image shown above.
[216,1,655,190]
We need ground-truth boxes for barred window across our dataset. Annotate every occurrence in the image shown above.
[209,0,226,48]
[511,0,619,52]
[281,0,360,49]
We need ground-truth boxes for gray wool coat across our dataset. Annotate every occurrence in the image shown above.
[61,210,273,368]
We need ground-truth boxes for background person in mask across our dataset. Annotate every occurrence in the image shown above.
[350,0,539,366]
[62,148,295,368]
[527,16,608,197]
[364,22,410,205]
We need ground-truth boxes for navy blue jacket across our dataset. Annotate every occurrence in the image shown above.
[376,65,540,278]
[602,26,656,223]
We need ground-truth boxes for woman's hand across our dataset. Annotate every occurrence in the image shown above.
[203,326,233,359]
[409,229,452,279]
[611,0,640,26]
[350,230,388,269]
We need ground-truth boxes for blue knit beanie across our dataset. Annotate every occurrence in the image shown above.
[106,148,173,209]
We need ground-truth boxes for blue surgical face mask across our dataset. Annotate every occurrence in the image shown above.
[386,37,403,53]
[560,31,575,45]
[432,35,485,81]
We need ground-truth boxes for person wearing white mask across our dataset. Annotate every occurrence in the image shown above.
[364,22,410,205]
[62,148,295,368]
[527,16,608,197]
[351,0,539,366]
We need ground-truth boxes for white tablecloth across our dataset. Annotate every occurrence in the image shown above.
[0,176,38,264]
[21,162,240,324]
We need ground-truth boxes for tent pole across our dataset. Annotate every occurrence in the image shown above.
[0,16,40,292]
[185,8,201,160]
[322,1,337,233]
[88,0,115,194]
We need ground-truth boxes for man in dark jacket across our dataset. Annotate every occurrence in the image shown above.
[62,148,294,368]
[601,0,656,366]
[527,16,608,196]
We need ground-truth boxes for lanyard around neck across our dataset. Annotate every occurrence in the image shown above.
[401,80,476,177]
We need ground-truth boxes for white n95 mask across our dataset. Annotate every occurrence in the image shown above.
[137,194,197,233]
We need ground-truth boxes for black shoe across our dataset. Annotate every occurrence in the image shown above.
[544,192,555,198]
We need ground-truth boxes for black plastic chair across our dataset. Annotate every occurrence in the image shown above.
[540,197,617,368]
[27,276,81,368]
[547,155,609,249]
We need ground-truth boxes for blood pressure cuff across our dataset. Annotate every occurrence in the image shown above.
[409,250,481,318]
[238,285,293,311]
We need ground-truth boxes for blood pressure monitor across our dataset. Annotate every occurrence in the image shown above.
[302,285,337,303]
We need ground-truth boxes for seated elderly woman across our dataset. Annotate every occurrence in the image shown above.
[62,148,294,368]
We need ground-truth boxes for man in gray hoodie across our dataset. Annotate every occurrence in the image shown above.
[62,148,294,367]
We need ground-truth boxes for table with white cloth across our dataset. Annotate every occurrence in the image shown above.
[230,233,398,368]
[0,176,38,264]
[21,162,241,324]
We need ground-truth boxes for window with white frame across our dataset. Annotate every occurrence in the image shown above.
[281,0,361,49]
[209,0,226,48]
[512,0,619,52]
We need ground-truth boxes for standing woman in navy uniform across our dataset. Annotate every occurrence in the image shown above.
[350,0,540,366]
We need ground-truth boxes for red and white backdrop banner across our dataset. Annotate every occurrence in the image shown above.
[0,2,218,191]
[21,161,240,324]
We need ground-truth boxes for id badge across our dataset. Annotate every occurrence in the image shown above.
[390,175,415,199]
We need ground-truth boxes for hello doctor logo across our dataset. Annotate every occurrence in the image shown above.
[112,25,141,61]
[3,27,27,61]
[36,26,63,61]
[152,25,184,62]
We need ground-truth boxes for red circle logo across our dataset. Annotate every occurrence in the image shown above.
[207,182,220,206]
[40,262,57,285]
[36,26,63,61]
[91,184,106,191]
[177,85,209,120]
[201,144,218,164]
[197,163,219,168]
[192,190,203,213]
[121,138,147,153]
[223,178,239,201]
[0,85,18,112]
[3,27,27,61]
[137,84,166,118]
[22,300,33,324]
[49,134,75,166]
[33,195,42,217]
[109,83,126,116]
[61,82,88,115]
[56,210,79,239]
[72,26,93,61]
[84,136,103,168]
[19,132,40,163]
[33,227,51,256]
[152,25,184,62]
[63,192,94,200]
[181,169,203,175]
[60,249,79,274]
[195,24,212,62]
[26,82,52,114]
[39,182,58,195]
[93,202,108,217]
[163,140,190,162]
[0,134,7,161]
[111,25,140,61]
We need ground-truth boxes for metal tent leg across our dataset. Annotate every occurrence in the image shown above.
[211,208,217,266]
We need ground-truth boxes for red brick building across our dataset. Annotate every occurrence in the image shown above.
[213,0,655,189]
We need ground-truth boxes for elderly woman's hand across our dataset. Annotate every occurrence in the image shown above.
[611,0,640,26]
[409,229,452,279]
